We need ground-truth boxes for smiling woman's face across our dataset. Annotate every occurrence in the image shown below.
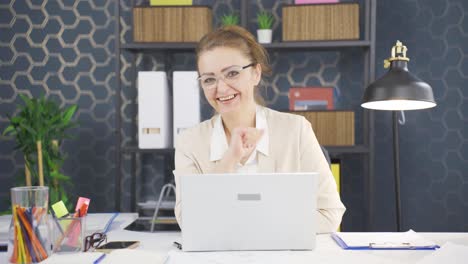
[197,46,261,116]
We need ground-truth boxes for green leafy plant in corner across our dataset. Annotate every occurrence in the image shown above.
[257,11,274,29]
[221,12,240,26]
[3,94,78,210]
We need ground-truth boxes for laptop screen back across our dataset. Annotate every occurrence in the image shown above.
[180,172,318,251]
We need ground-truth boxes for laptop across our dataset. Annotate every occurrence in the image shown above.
[180,172,318,251]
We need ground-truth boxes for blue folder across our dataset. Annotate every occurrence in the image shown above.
[331,232,440,250]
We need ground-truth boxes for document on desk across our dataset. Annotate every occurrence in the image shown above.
[416,242,468,264]
[40,252,103,264]
[167,249,397,264]
[101,249,167,264]
[332,230,439,250]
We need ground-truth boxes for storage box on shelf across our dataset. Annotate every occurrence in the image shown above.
[282,3,359,41]
[290,110,355,146]
[133,6,212,42]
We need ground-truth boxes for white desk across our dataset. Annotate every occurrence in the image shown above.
[2,213,468,263]
[107,231,468,264]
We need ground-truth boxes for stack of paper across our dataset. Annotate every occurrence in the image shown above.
[168,249,397,264]
[41,252,103,264]
[0,215,11,242]
[41,249,167,264]
[101,249,167,264]
[332,230,439,250]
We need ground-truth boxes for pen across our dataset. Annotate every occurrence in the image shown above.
[50,210,64,235]
[93,253,106,264]
[173,241,182,250]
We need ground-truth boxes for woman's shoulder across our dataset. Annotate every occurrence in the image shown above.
[262,107,307,127]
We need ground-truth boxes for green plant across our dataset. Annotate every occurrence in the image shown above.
[257,11,274,29]
[221,13,240,26]
[3,94,78,209]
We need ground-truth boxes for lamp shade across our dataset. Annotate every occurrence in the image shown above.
[361,41,436,111]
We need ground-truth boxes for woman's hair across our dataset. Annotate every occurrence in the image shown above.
[196,25,272,105]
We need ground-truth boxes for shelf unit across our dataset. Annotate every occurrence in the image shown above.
[121,40,371,51]
[115,0,376,231]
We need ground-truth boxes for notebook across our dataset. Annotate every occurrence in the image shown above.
[332,230,440,250]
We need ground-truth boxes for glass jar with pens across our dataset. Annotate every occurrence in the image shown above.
[50,198,89,253]
[8,186,51,264]
[50,215,86,253]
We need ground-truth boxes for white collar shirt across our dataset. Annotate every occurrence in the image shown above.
[209,106,269,173]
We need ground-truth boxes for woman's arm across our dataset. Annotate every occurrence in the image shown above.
[174,127,264,226]
[173,133,201,226]
[298,117,346,233]
[213,127,265,172]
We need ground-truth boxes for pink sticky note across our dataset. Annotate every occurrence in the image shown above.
[65,197,90,248]
[75,197,90,216]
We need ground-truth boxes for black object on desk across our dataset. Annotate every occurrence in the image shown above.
[0,244,7,252]
[124,218,180,232]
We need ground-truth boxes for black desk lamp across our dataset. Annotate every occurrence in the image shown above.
[361,41,436,231]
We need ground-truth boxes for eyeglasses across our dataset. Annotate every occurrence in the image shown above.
[197,63,255,90]
[84,232,107,252]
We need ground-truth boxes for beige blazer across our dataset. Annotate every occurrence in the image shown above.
[173,107,346,233]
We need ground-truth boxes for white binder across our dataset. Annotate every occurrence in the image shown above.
[138,71,171,148]
[173,71,201,140]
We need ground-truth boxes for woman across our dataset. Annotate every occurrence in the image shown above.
[173,26,345,233]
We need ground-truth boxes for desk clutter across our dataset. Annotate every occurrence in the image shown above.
[6,186,103,264]
[3,210,468,264]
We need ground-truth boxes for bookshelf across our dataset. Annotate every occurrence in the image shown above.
[115,0,376,231]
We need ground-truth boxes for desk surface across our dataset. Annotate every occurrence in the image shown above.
[2,213,468,264]
[108,230,468,264]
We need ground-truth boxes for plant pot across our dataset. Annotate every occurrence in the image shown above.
[257,29,272,44]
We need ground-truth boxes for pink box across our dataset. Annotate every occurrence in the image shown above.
[295,0,339,4]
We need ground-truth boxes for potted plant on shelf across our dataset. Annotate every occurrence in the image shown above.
[221,12,240,26]
[3,94,78,209]
[257,11,274,44]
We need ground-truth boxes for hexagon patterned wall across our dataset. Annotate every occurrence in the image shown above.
[0,0,467,231]
[373,0,468,231]
[0,0,117,212]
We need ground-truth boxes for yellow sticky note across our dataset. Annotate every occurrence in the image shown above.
[51,201,69,218]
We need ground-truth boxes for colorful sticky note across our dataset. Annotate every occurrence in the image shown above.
[75,197,90,216]
[51,201,69,218]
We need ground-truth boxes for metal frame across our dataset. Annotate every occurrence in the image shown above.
[121,40,371,52]
[115,0,376,231]
[115,0,122,211]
